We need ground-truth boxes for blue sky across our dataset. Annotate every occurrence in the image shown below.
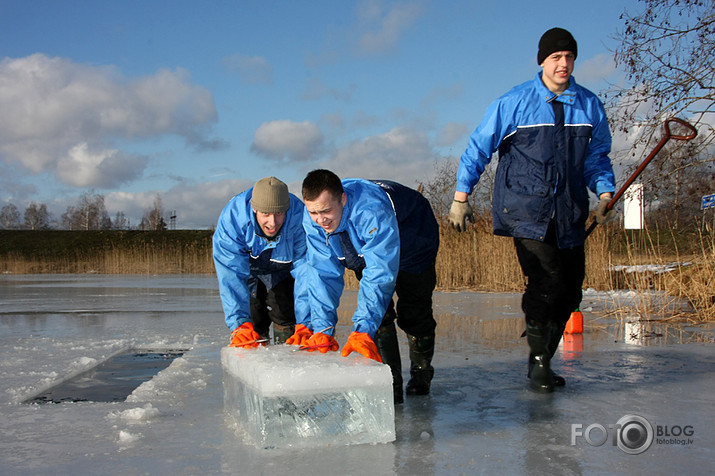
[0,0,640,228]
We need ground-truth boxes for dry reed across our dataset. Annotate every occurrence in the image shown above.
[0,241,214,275]
[2,223,713,320]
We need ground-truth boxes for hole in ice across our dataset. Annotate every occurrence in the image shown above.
[23,349,187,404]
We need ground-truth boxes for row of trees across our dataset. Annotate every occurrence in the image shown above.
[0,192,169,231]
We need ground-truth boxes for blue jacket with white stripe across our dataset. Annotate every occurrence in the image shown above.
[457,73,616,248]
[302,179,439,337]
[213,189,310,332]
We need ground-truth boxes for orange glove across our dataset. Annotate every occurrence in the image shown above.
[341,331,383,363]
[286,324,313,346]
[303,332,339,353]
[229,322,263,348]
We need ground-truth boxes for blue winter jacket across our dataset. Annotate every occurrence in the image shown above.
[213,189,310,332]
[302,179,439,337]
[457,73,616,248]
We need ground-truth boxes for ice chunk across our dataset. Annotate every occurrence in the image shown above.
[221,345,395,449]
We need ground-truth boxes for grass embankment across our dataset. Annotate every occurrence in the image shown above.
[0,230,213,274]
[1,225,713,320]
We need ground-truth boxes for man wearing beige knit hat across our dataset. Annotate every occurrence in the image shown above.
[213,177,310,347]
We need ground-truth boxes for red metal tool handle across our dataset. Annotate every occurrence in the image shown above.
[585,117,698,238]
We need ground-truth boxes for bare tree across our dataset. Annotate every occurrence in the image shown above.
[419,157,497,231]
[61,191,110,230]
[1,204,21,229]
[113,211,129,230]
[24,202,52,230]
[638,135,715,228]
[141,194,167,231]
[420,159,459,221]
[607,0,714,154]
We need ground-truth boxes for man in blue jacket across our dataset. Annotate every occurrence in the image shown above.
[293,169,439,403]
[213,176,310,347]
[449,28,616,393]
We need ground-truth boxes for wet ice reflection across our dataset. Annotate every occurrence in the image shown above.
[0,275,713,475]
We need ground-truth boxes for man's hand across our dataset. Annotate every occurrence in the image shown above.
[303,332,339,353]
[229,322,263,348]
[341,332,383,362]
[594,195,616,224]
[448,200,474,232]
[286,324,313,346]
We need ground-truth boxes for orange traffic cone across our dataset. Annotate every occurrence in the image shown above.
[564,309,584,334]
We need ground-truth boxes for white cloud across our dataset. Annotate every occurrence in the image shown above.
[222,53,273,85]
[57,143,148,188]
[575,53,618,86]
[251,120,324,161]
[352,109,380,128]
[105,178,255,229]
[0,54,218,186]
[322,126,438,187]
[320,112,346,130]
[301,77,355,101]
[437,122,470,147]
[421,83,463,108]
[354,0,424,55]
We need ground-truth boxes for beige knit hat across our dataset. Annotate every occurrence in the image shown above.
[251,177,290,213]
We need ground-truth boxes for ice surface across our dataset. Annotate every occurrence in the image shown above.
[1,275,714,475]
[221,345,395,448]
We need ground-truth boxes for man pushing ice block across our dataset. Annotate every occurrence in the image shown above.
[221,345,395,449]
[213,174,396,448]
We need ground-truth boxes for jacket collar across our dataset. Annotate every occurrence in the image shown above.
[535,72,577,105]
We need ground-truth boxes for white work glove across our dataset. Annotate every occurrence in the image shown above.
[448,199,474,232]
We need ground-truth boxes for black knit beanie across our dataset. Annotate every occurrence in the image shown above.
[537,27,577,64]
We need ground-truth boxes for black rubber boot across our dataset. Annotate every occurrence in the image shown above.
[527,322,566,387]
[528,355,565,387]
[526,321,566,387]
[405,334,434,396]
[526,323,554,393]
[272,324,294,345]
[546,321,566,386]
[375,322,404,404]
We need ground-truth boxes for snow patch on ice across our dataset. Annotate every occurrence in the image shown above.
[118,430,142,447]
[69,356,97,371]
[126,356,207,402]
[110,403,161,422]
[610,262,692,274]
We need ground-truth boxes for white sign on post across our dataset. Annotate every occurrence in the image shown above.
[624,183,644,230]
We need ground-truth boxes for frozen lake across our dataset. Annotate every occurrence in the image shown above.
[1,274,713,475]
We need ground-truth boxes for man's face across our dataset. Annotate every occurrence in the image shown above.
[304,190,346,234]
[540,50,575,93]
[254,210,286,237]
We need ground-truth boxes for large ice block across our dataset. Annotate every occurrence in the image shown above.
[221,345,395,449]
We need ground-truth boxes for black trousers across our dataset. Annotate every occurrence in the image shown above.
[249,278,296,336]
[513,224,585,328]
[355,263,437,337]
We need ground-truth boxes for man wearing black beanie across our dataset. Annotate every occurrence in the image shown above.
[449,28,616,393]
[537,27,579,94]
[538,27,578,65]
